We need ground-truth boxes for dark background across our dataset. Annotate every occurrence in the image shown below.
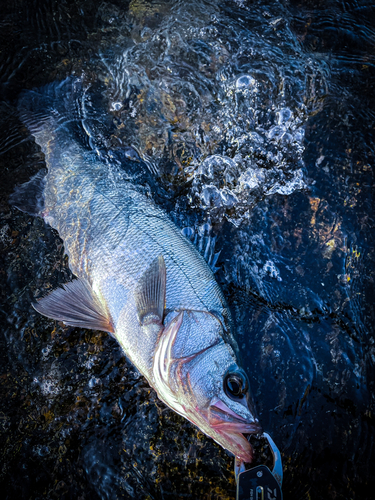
[0,1,374,499]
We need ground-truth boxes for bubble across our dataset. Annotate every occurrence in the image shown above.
[201,185,221,207]
[276,107,292,125]
[181,227,195,239]
[89,377,101,388]
[220,187,238,207]
[248,132,264,144]
[236,75,257,90]
[41,345,51,357]
[273,169,306,195]
[198,221,212,236]
[111,102,122,111]
[239,168,265,190]
[267,125,286,141]
[262,260,282,281]
[197,155,237,180]
[84,356,97,369]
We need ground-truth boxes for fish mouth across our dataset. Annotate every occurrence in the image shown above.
[209,402,262,462]
[212,421,262,463]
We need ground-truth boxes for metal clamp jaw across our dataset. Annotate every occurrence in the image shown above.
[235,433,283,500]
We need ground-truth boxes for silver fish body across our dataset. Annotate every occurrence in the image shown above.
[17,81,261,462]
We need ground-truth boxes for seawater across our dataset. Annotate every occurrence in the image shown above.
[0,1,374,499]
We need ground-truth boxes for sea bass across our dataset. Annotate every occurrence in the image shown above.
[14,79,261,462]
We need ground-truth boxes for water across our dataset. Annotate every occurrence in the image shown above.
[0,0,374,499]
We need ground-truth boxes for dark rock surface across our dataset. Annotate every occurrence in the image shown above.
[0,1,374,499]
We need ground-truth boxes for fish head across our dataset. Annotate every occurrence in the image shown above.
[153,310,261,462]
[204,361,261,462]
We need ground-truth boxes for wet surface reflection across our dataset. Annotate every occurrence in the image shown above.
[0,0,374,499]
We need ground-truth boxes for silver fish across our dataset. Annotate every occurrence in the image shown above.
[15,80,261,462]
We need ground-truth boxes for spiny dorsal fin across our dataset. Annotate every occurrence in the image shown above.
[134,255,166,325]
[181,225,221,273]
[33,278,114,333]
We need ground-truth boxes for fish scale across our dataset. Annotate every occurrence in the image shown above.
[40,134,230,371]
[15,78,261,464]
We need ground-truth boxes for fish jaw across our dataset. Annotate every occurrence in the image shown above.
[207,398,262,462]
[150,307,261,462]
[209,421,261,462]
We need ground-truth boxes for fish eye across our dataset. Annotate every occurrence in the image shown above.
[224,371,248,399]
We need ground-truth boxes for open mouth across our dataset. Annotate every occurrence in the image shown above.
[208,401,262,462]
[217,426,261,463]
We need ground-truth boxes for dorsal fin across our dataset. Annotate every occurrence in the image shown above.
[181,224,221,272]
[33,278,114,333]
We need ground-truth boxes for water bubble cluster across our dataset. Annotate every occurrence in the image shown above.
[95,0,326,225]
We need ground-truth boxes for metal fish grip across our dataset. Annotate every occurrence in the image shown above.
[235,433,283,500]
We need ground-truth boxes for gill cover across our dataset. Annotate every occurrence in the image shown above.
[133,254,261,462]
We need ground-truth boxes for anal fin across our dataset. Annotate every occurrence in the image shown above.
[33,278,114,333]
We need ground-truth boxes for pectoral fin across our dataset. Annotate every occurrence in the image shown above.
[33,278,114,333]
[134,255,166,326]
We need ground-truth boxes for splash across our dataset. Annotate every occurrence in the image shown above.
[93,0,327,225]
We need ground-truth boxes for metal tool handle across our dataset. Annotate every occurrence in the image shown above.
[235,433,283,500]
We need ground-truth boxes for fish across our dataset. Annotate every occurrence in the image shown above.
[13,78,261,463]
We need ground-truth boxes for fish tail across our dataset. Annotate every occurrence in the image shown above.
[17,77,84,147]
[9,169,47,216]
[11,77,86,216]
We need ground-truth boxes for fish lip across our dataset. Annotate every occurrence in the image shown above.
[209,398,260,431]
[208,401,262,462]
[210,397,248,423]
[211,420,261,433]
[216,426,262,463]
[239,428,263,463]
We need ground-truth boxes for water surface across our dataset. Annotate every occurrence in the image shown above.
[0,1,374,499]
